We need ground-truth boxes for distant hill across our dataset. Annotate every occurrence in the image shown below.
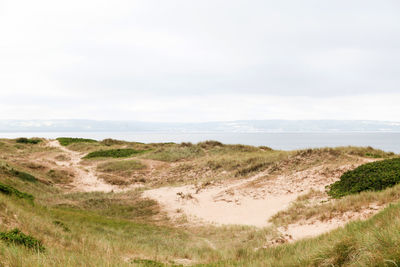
[1,119,400,133]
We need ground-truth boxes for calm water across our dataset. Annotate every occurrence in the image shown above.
[0,132,399,153]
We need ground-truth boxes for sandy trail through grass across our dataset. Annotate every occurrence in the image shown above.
[47,140,130,192]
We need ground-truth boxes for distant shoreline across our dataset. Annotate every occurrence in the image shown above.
[1,132,399,153]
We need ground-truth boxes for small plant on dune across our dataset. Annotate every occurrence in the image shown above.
[10,169,37,183]
[0,228,45,252]
[56,137,98,146]
[84,148,147,159]
[53,220,70,232]
[47,169,74,184]
[15,138,42,144]
[100,138,126,146]
[0,182,34,201]
[328,158,400,198]
[198,140,224,149]
[0,164,37,183]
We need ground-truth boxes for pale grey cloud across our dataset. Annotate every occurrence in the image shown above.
[0,0,399,121]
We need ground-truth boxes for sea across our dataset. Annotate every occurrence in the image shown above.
[0,132,399,153]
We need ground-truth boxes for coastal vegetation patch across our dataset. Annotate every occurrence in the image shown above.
[0,228,44,252]
[57,137,98,146]
[328,158,400,198]
[15,138,42,144]
[0,182,34,201]
[84,148,147,159]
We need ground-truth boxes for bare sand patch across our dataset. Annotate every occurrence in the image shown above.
[144,158,384,240]
[281,203,383,241]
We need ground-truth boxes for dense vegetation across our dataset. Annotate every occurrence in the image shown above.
[328,158,400,198]
[0,229,44,252]
[84,148,147,159]
[15,137,42,144]
[57,137,98,146]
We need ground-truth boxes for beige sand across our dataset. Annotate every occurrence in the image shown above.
[144,159,382,240]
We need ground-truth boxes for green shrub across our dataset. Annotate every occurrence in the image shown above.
[56,137,97,146]
[15,138,41,144]
[328,158,400,198]
[0,164,37,183]
[10,169,37,183]
[0,183,34,201]
[0,228,45,252]
[84,149,147,159]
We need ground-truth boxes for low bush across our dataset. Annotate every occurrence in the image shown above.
[84,149,146,159]
[10,169,37,183]
[328,158,400,198]
[100,138,126,146]
[56,137,97,146]
[198,140,224,149]
[15,138,42,144]
[0,183,34,201]
[0,228,45,252]
[0,164,37,183]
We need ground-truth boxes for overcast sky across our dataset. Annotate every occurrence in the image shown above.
[1,0,400,122]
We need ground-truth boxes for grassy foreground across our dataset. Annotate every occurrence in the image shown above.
[0,137,399,266]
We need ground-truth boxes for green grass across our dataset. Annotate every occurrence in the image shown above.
[0,182,34,201]
[15,138,42,144]
[84,148,147,159]
[0,228,45,252]
[97,160,146,172]
[328,158,400,198]
[144,145,204,162]
[57,191,160,221]
[0,163,38,183]
[56,137,98,146]
[131,259,183,266]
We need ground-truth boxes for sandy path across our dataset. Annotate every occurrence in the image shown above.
[47,140,127,192]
